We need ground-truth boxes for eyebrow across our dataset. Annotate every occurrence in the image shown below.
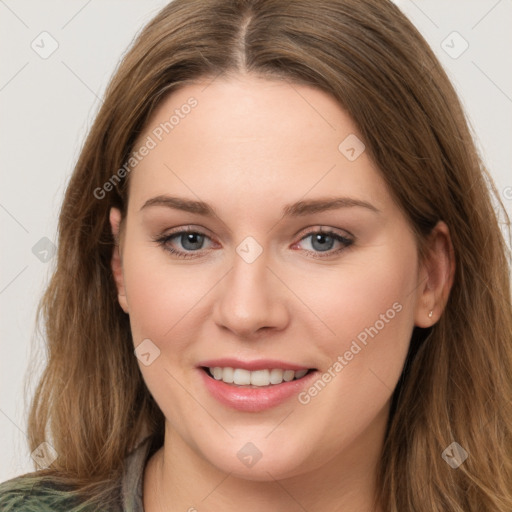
[140,195,380,217]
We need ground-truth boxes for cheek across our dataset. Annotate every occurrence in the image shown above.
[287,242,418,459]
[292,238,418,366]
[121,241,209,345]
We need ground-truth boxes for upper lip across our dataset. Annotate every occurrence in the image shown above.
[197,358,314,372]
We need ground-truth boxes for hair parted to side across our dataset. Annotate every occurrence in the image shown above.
[1,0,510,511]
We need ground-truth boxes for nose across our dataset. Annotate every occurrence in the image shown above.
[213,248,290,340]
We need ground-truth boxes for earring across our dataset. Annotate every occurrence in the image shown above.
[428,310,433,318]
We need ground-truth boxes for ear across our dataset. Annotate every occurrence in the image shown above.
[109,207,129,313]
[414,221,455,327]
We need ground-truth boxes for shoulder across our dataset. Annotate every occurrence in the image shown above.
[0,435,158,512]
[0,475,81,512]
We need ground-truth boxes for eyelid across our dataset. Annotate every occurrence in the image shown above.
[156,225,218,248]
[294,225,354,240]
[164,224,215,237]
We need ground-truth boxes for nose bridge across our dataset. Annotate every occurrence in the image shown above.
[213,239,288,336]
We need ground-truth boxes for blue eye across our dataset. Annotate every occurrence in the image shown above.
[154,227,353,259]
[295,230,353,258]
[154,228,212,259]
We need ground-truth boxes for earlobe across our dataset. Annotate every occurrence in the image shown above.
[109,207,129,313]
[414,221,455,328]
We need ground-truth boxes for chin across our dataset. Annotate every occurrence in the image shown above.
[200,440,314,482]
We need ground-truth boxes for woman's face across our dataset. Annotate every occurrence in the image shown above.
[111,74,429,480]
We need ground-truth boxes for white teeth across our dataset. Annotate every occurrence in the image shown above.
[294,369,308,379]
[233,368,251,385]
[221,366,234,383]
[269,368,284,384]
[250,369,270,386]
[208,367,310,386]
[283,370,295,382]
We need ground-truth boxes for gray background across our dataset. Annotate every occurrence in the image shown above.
[1,0,511,481]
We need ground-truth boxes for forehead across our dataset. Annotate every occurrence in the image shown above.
[127,74,391,215]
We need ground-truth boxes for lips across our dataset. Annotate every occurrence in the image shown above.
[197,358,318,412]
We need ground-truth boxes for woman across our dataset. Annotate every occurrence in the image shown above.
[1,0,511,510]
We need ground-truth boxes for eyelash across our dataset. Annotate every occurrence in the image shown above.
[154,226,354,260]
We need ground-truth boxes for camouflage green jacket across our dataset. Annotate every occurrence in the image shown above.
[0,436,155,512]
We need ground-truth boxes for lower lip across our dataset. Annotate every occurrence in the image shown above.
[198,368,318,412]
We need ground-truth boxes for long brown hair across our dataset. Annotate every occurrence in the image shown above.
[2,0,511,510]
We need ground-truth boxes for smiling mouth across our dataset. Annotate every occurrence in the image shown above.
[201,366,317,387]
